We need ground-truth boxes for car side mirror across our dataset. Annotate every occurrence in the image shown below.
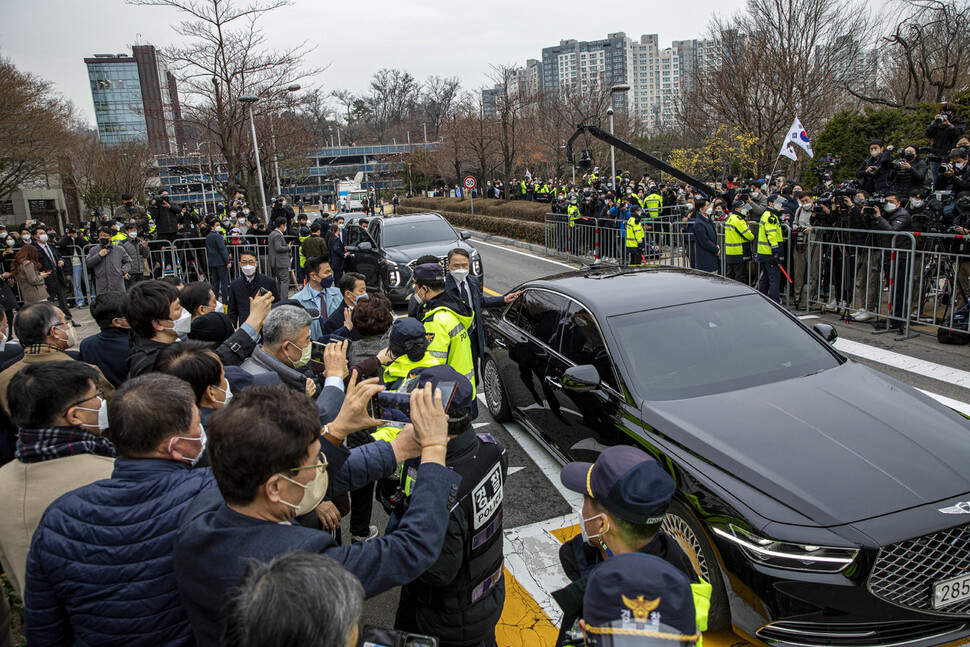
[562,365,601,392]
[813,323,838,343]
[358,241,373,252]
[460,230,471,240]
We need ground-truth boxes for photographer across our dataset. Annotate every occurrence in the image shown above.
[150,190,181,243]
[891,145,928,200]
[853,192,912,327]
[118,193,149,229]
[926,102,966,185]
[792,192,816,307]
[856,139,894,195]
[936,148,970,195]
[951,193,970,313]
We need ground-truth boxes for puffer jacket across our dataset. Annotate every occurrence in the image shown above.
[24,459,217,646]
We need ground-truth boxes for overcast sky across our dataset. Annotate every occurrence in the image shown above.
[1,0,756,126]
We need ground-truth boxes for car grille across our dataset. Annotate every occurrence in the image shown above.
[757,620,965,647]
[869,524,970,616]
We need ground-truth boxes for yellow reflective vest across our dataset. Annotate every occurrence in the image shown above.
[422,302,476,393]
[567,204,581,227]
[644,192,663,218]
[756,210,784,261]
[625,216,645,248]
[723,211,754,258]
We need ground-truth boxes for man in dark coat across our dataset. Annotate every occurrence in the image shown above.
[77,292,131,388]
[926,103,966,185]
[31,225,77,327]
[690,201,720,273]
[205,225,231,304]
[227,250,279,327]
[856,139,894,195]
[173,381,461,647]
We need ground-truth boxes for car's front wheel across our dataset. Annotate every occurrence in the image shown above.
[482,355,512,422]
[662,499,731,631]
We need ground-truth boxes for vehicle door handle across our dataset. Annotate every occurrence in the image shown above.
[492,338,507,348]
[545,375,563,389]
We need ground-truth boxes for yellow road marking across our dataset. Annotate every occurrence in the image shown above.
[496,568,560,647]
[484,286,501,296]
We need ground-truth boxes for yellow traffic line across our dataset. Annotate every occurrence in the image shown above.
[484,286,501,297]
[500,522,754,647]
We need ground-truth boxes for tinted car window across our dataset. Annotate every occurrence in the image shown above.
[514,289,568,348]
[382,220,457,247]
[610,294,840,400]
[559,301,618,391]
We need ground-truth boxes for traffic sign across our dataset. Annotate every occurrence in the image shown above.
[463,176,477,190]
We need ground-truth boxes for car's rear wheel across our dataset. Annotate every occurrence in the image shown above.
[483,355,512,422]
[662,498,731,631]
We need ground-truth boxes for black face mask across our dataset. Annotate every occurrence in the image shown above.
[904,152,916,161]
[99,238,111,246]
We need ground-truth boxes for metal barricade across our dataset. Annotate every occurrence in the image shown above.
[909,231,970,335]
[143,235,304,284]
[804,228,918,338]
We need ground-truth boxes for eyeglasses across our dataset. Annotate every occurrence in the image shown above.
[65,389,105,412]
[289,450,328,473]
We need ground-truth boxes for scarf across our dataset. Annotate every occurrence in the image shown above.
[16,426,116,464]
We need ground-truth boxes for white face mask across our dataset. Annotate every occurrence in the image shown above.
[704,207,713,216]
[128,232,137,239]
[38,234,48,244]
[578,510,608,545]
[278,466,329,517]
[240,264,257,277]
[209,301,223,314]
[6,239,14,247]
[801,202,813,211]
[173,309,192,336]
[21,235,30,243]
[911,200,924,209]
[450,268,469,283]
[884,203,898,214]
[53,323,77,349]
[412,288,424,306]
[0,329,6,353]
[167,428,207,467]
[76,396,109,433]
[213,380,233,408]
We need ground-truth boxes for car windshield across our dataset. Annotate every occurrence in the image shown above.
[610,294,840,401]
[382,220,457,247]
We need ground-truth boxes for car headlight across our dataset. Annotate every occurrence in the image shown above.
[385,260,403,287]
[713,524,858,573]
[472,257,483,276]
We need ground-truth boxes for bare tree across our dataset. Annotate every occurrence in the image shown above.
[0,57,74,202]
[488,64,535,199]
[366,69,421,143]
[845,0,970,107]
[129,0,321,213]
[421,75,461,141]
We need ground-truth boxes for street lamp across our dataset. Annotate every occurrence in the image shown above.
[239,94,269,223]
[193,142,208,215]
[271,84,301,197]
[609,84,631,198]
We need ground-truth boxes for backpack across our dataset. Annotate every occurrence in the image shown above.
[937,320,970,345]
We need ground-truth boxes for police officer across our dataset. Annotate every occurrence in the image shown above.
[625,206,646,266]
[581,553,700,647]
[553,447,710,647]
[413,263,476,398]
[755,202,785,303]
[392,365,507,647]
[723,203,755,284]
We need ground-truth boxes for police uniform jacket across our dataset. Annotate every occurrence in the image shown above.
[395,429,508,646]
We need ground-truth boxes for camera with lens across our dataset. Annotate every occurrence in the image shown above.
[862,196,886,218]
[939,163,954,175]
[935,112,952,123]
[577,149,593,171]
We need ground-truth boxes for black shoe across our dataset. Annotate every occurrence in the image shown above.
[69,320,81,328]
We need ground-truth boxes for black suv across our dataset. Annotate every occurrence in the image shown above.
[343,212,483,304]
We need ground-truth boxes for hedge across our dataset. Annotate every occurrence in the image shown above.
[401,197,550,223]
[397,206,545,245]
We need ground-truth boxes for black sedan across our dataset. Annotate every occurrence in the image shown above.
[481,266,970,647]
[342,213,482,304]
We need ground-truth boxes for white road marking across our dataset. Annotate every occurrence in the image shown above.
[918,389,970,418]
[834,337,970,389]
[504,514,575,625]
[508,466,526,476]
[798,315,819,320]
[472,239,575,270]
[502,420,582,509]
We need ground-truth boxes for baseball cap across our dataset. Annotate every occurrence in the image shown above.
[410,364,473,415]
[189,312,235,344]
[583,553,698,647]
[389,317,426,347]
[412,263,444,284]
[561,446,674,524]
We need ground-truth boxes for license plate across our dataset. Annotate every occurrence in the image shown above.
[933,572,970,609]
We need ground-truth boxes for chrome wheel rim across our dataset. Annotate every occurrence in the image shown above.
[662,514,710,581]
[483,360,502,414]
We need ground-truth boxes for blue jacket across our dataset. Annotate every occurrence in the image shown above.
[24,459,218,647]
[292,282,342,340]
[205,230,230,267]
[691,213,720,273]
[174,441,462,646]
[78,327,130,387]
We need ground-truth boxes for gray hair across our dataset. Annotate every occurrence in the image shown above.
[261,305,312,347]
[15,302,61,346]
[222,552,363,647]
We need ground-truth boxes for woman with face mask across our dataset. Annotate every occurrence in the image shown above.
[11,244,50,304]
[690,200,720,274]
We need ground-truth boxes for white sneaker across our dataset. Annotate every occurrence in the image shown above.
[852,311,875,322]
[351,525,379,544]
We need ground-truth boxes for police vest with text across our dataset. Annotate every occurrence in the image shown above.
[723,211,754,261]
[401,433,506,611]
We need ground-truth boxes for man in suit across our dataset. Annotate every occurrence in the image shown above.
[292,256,342,341]
[267,217,292,298]
[227,249,279,328]
[31,225,78,328]
[205,224,231,303]
[329,218,346,283]
[77,292,131,388]
[444,248,520,381]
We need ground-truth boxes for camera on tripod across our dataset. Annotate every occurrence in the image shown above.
[862,196,887,218]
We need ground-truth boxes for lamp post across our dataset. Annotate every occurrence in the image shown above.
[193,142,208,215]
[609,84,631,199]
[239,94,269,224]
[270,83,301,198]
